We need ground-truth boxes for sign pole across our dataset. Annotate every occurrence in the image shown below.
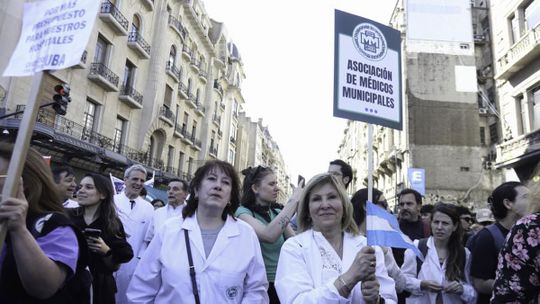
[0,71,44,252]
[367,124,374,203]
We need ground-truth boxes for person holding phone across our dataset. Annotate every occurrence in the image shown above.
[235,165,303,303]
[68,173,133,304]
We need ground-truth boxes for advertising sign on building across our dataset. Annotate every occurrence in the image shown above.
[408,168,426,195]
[333,10,402,130]
[3,0,100,77]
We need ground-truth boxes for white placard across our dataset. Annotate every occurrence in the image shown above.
[3,0,100,77]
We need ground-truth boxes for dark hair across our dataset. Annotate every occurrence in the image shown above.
[398,188,423,205]
[182,160,240,221]
[169,178,189,192]
[240,166,281,221]
[432,203,465,281]
[76,173,124,237]
[456,205,472,217]
[420,204,434,215]
[329,159,353,189]
[0,143,64,214]
[351,188,384,226]
[489,182,524,220]
[150,199,165,207]
[51,165,75,184]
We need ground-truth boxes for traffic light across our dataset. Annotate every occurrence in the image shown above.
[52,83,71,115]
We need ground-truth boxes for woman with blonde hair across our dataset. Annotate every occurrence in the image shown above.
[275,173,396,303]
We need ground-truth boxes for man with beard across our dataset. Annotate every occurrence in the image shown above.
[114,164,154,304]
[393,188,431,304]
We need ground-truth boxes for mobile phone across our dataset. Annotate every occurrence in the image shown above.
[84,228,101,238]
[297,175,305,187]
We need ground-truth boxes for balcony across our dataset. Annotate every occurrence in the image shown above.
[182,45,192,59]
[496,22,540,80]
[173,123,184,138]
[214,80,224,97]
[99,1,129,36]
[199,69,207,83]
[118,84,143,109]
[141,0,154,10]
[128,31,151,59]
[209,145,218,157]
[212,113,221,127]
[194,102,205,117]
[165,61,181,82]
[73,50,88,69]
[220,101,225,109]
[496,128,540,168]
[230,136,236,145]
[217,129,223,137]
[177,82,188,99]
[159,105,175,127]
[186,93,197,108]
[180,127,193,145]
[168,15,187,41]
[88,63,119,91]
[190,57,200,72]
[191,136,201,151]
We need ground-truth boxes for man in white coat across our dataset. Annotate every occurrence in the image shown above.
[144,178,189,243]
[114,164,154,304]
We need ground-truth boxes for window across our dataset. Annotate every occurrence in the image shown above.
[164,85,173,108]
[113,116,127,152]
[516,95,526,135]
[187,78,192,95]
[123,60,136,88]
[532,87,540,129]
[169,46,176,67]
[188,157,194,176]
[94,35,109,64]
[178,152,185,176]
[210,131,216,149]
[510,14,520,44]
[132,15,141,33]
[479,127,486,146]
[195,89,200,103]
[182,112,189,132]
[191,121,197,139]
[83,100,97,132]
[525,0,540,30]
[228,148,235,164]
[175,104,180,125]
[489,123,499,144]
[167,145,174,169]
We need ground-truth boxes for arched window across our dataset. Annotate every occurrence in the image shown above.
[169,45,176,67]
[132,15,141,33]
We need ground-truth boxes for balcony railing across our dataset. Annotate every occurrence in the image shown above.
[212,113,221,126]
[496,22,540,79]
[209,145,218,156]
[119,84,143,108]
[190,57,200,71]
[178,82,188,99]
[199,70,207,81]
[180,127,193,144]
[194,102,205,116]
[88,63,119,91]
[174,123,184,138]
[192,137,202,150]
[168,15,187,40]
[230,136,236,144]
[182,45,192,58]
[128,31,151,58]
[165,62,181,81]
[159,105,175,126]
[214,80,224,97]
[99,1,129,35]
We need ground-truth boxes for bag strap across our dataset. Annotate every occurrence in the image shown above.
[416,238,429,275]
[487,224,505,252]
[184,229,200,304]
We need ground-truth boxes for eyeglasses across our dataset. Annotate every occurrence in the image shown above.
[460,216,473,223]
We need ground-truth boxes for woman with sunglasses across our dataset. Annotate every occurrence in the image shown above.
[401,203,476,303]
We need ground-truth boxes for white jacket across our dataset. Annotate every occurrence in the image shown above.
[275,230,397,304]
[401,237,477,304]
[127,213,269,304]
[144,203,184,243]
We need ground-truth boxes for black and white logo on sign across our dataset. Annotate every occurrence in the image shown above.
[353,23,387,61]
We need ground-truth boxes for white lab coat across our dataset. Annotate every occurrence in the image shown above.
[127,212,269,303]
[144,203,184,244]
[275,230,397,304]
[114,192,154,304]
[401,237,477,304]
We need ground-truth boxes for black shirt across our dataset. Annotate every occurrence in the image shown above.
[469,222,509,304]
[393,218,428,267]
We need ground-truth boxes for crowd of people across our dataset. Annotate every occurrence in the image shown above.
[0,143,539,303]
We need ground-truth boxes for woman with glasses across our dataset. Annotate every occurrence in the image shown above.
[401,203,476,303]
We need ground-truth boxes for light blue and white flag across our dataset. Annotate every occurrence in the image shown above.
[366,201,424,259]
[144,171,155,188]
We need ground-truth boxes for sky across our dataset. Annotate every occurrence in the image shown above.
[203,0,398,181]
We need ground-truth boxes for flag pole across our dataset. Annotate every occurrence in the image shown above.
[0,71,44,252]
[367,124,374,203]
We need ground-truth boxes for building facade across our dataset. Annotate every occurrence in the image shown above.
[338,0,504,210]
[491,0,540,180]
[0,0,289,187]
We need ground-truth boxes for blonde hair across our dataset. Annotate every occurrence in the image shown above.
[297,173,359,235]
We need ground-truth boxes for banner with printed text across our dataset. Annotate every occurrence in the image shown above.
[3,0,100,77]
[334,10,402,130]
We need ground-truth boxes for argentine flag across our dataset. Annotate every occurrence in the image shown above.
[366,201,424,259]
